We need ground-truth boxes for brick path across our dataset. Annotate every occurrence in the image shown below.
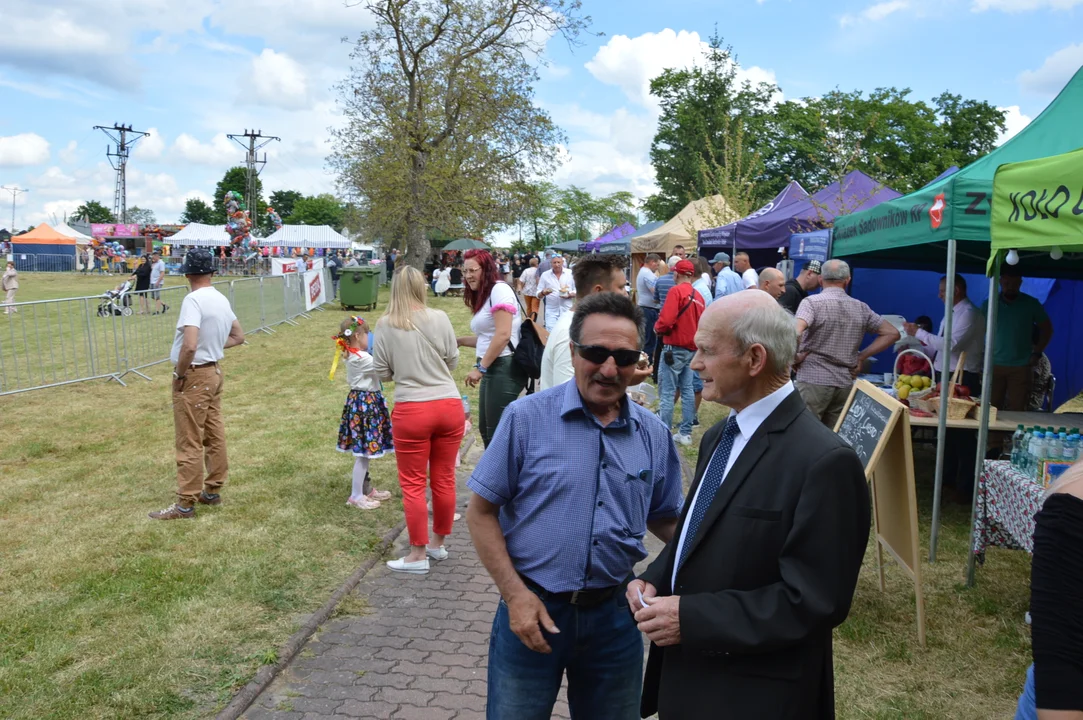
[242,441,662,720]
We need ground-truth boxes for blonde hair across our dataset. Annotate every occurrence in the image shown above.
[383,265,428,329]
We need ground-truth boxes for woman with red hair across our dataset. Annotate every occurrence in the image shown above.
[457,249,525,447]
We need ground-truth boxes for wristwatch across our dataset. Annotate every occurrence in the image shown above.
[172,370,186,380]
[475,361,488,374]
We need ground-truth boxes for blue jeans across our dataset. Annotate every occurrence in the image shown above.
[639,306,659,362]
[658,346,695,436]
[486,592,642,720]
[1014,664,1037,720]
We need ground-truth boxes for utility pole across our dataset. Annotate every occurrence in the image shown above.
[1,185,28,233]
[227,129,280,219]
[93,123,149,224]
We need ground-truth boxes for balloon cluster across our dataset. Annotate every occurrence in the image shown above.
[267,206,283,231]
[223,191,254,248]
[96,239,130,260]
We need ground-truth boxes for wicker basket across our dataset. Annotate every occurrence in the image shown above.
[893,348,935,407]
[928,395,976,420]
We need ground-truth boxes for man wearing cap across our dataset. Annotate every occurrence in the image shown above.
[150,249,245,520]
[656,259,706,446]
[711,252,745,300]
[778,260,822,315]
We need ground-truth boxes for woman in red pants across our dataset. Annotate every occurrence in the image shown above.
[373,266,466,575]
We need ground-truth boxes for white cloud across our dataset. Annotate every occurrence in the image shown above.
[209,0,373,62]
[58,141,79,165]
[840,0,910,26]
[0,133,50,167]
[585,29,779,110]
[171,133,238,166]
[996,106,1032,145]
[972,0,1083,10]
[1019,43,1083,95]
[249,49,309,110]
[133,129,166,161]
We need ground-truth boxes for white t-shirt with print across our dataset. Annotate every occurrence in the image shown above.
[469,282,522,360]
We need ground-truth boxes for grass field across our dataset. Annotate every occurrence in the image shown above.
[0,273,1031,718]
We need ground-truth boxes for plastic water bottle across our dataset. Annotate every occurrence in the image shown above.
[1065,434,1080,464]
[1009,424,1026,469]
[461,394,471,418]
[1046,432,1063,468]
[1028,431,1046,481]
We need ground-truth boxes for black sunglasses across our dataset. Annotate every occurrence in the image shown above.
[573,342,641,367]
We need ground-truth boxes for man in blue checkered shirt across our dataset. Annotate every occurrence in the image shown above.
[467,291,683,720]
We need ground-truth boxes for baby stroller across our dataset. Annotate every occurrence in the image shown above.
[97,280,134,317]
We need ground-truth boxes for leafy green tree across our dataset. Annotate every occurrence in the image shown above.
[69,200,115,224]
[126,206,156,225]
[643,32,777,221]
[179,198,217,225]
[268,190,304,220]
[213,167,263,211]
[331,0,588,270]
[288,194,346,228]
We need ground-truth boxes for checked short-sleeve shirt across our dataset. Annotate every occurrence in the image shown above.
[468,381,684,593]
[796,286,883,388]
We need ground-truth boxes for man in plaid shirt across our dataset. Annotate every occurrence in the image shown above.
[794,259,900,428]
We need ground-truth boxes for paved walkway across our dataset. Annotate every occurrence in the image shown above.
[243,440,661,720]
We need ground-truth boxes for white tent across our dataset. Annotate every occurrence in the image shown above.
[53,221,93,245]
[263,225,351,249]
[168,223,232,247]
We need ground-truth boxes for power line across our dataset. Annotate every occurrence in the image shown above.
[227,129,280,216]
[0,185,28,232]
[93,123,150,223]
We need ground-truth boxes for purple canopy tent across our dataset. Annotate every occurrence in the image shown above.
[579,221,636,253]
[697,171,901,253]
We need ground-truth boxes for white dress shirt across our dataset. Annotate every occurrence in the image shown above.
[537,268,576,330]
[671,381,795,589]
[915,298,985,374]
[539,310,574,391]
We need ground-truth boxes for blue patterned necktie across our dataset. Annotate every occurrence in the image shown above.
[677,416,741,571]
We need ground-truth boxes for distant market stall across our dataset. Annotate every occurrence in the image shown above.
[263,225,351,249]
[167,223,232,247]
[631,194,734,257]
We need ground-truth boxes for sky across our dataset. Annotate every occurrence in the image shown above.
[0,0,1080,234]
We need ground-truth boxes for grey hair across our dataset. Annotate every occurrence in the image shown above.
[731,303,798,376]
[821,259,851,282]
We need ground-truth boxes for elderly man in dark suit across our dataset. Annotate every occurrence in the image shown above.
[627,289,871,719]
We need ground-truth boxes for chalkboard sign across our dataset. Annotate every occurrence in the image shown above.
[835,385,896,469]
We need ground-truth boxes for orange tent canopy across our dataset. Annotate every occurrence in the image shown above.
[13,223,77,246]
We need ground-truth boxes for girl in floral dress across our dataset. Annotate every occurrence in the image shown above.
[333,316,394,509]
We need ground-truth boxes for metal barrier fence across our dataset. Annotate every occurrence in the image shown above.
[10,254,77,273]
[0,269,334,396]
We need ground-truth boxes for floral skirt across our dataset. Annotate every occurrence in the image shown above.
[337,390,395,458]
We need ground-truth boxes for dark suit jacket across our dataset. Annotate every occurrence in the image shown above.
[639,390,871,719]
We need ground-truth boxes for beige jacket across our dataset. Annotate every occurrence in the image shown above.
[373,308,461,404]
[2,268,18,291]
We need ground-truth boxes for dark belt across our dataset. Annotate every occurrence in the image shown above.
[191,361,218,369]
[519,574,620,608]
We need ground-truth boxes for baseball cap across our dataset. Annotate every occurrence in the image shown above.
[806,260,822,274]
[710,252,731,264]
[674,259,696,276]
[179,249,215,275]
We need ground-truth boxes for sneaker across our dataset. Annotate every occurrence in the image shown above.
[198,491,222,506]
[426,545,449,561]
[693,415,701,427]
[368,489,392,501]
[674,433,693,447]
[386,557,429,574]
[148,503,195,520]
[347,496,381,510]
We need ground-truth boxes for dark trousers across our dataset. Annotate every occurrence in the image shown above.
[486,592,642,720]
[479,356,526,448]
[640,306,659,364]
[936,370,983,497]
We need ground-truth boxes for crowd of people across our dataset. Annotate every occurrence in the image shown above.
[147,244,1069,719]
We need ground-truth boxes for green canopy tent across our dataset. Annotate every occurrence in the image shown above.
[832,64,1083,561]
[958,147,1083,586]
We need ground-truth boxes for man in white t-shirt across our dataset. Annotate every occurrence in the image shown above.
[541,255,652,390]
[149,251,169,315]
[150,249,245,520]
[734,251,759,289]
[536,255,576,331]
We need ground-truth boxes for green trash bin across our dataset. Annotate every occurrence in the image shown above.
[339,266,380,311]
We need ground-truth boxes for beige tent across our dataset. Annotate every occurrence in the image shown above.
[630,194,735,257]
